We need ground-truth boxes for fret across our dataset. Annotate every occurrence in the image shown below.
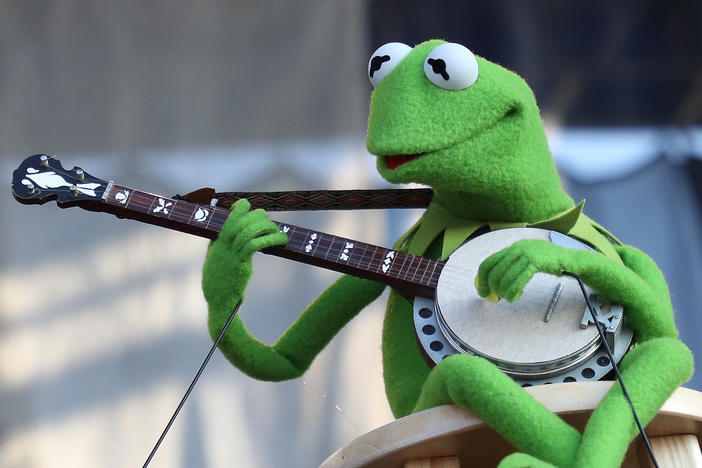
[330,237,344,261]
[415,257,428,284]
[173,200,194,223]
[425,260,438,287]
[201,206,218,230]
[165,199,178,220]
[368,245,382,275]
[350,241,368,270]
[185,203,198,224]
[322,233,335,260]
[208,207,228,231]
[359,244,375,273]
[429,263,444,288]
[417,257,430,284]
[145,193,159,214]
[406,256,419,282]
[417,257,429,285]
[394,252,410,280]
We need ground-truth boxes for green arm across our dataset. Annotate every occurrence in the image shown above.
[209,274,386,381]
[613,244,673,314]
[203,199,386,381]
[476,239,679,341]
[575,239,693,468]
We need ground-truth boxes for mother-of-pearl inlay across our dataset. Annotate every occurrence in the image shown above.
[194,208,210,222]
[115,190,130,205]
[153,198,172,215]
[23,167,102,197]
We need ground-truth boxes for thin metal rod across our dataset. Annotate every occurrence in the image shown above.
[562,271,658,468]
[142,301,243,468]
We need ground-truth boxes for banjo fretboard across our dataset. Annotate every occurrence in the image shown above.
[103,183,441,298]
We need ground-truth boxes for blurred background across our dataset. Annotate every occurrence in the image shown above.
[1,1,700,467]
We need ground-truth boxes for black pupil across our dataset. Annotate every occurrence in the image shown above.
[369,55,391,78]
[427,58,450,81]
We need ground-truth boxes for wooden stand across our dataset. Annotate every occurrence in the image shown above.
[320,382,702,468]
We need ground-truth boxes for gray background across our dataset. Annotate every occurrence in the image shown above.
[1,2,700,467]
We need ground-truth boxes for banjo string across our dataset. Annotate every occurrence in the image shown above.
[142,301,243,468]
[301,380,362,433]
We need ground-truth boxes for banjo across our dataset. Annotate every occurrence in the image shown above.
[12,154,632,386]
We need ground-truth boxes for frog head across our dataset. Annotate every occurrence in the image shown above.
[366,40,573,222]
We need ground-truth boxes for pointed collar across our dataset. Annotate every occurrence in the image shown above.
[405,200,587,259]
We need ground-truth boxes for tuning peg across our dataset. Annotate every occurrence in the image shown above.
[39,155,49,167]
[75,168,85,181]
[69,185,78,198]
[25,181,37,194]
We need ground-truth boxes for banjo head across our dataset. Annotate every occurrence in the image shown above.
[417,227,632,382]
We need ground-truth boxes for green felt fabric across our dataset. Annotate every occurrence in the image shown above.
[405,199,623,265]
[575,338,693,467]
[204,200,387,380]
[498,453,557,468]
[413,354,581,467]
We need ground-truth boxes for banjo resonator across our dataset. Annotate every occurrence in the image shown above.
[413,228,633,386]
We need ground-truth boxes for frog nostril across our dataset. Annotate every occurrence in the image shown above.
[504,107,519,119]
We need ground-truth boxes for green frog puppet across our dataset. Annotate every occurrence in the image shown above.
[201,40,693,467]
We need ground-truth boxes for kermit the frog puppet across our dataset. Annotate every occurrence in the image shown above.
[202,40,693,467]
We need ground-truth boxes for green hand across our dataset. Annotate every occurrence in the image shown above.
[202,199,288,313]
[476,239,569,302]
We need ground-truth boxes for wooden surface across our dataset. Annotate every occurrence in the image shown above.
[403,456,460,468]
[643,434,702,468]
[320,382,702,468]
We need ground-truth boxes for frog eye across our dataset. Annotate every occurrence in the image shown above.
[368,42,412,87]
[423,43,479,90]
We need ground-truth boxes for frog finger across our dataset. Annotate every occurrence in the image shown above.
[502,263,538,303]
[475,271,493,299]
[230,216,281,254]
[486,253,526,298]
[474,276,500,302]
[493,255,531,296]
[217,199,252,247]
[243,231,289,256]
[476,247,520,299]
[475,250,509,298]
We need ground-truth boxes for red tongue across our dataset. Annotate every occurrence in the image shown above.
[386,154,421,170]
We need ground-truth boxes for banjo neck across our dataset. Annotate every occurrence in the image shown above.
[102,183,441,299]
[12,155,441,300]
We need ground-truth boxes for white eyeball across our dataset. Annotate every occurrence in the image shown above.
[423,43,479,90]
[368,42,412,87]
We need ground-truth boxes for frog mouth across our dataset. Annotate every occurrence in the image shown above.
[385,153,427,170]
[382,106,520,171]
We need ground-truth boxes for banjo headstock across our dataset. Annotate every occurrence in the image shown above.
[12,154,109,207]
